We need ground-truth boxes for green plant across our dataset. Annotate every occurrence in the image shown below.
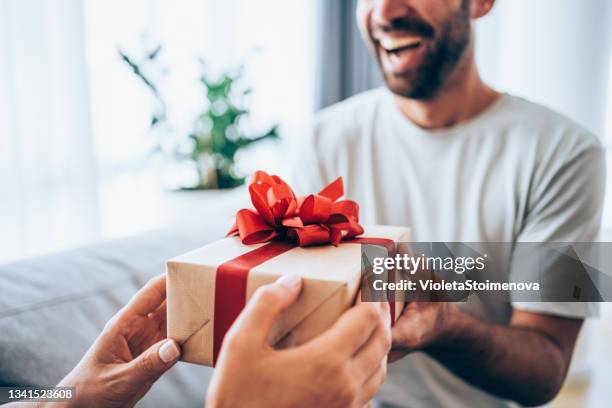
[118,44,279,189]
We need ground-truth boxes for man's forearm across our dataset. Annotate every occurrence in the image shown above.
[424,307,572,406]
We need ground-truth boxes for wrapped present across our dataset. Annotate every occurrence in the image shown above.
[167,171,409,367]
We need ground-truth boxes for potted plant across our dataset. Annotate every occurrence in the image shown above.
[119,44,279,189]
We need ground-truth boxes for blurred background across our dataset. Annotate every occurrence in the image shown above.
[0,0,611,406]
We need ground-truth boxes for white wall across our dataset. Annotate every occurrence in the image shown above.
[476,0,611,138]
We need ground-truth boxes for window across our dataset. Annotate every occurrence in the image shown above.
[0,0,316,263]
[84,0,316,175]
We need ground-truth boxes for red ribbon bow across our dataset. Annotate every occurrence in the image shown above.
[229,171,364,247]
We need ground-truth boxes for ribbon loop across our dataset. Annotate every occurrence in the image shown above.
[299,194,332,225]
[235,209,278,245]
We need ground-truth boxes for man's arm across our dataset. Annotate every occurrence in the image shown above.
[390,303,582,406]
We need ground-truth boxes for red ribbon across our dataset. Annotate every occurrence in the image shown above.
[213,240,296,365]
[213,172,397,366]
[228,171,364,247]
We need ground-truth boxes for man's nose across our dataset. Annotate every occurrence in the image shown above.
[372,0,412,26]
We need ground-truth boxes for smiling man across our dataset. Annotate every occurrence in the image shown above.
[294,0,605,407]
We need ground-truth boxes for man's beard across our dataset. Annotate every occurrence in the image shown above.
[377,1,471,100]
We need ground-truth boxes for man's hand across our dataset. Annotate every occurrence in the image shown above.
[206,273,392,408]
[389,300,583,406]
[48,275,181,408]
[388,302,458,362]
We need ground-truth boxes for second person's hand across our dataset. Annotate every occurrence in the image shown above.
[47,275,181,408]
[206,274,391,408]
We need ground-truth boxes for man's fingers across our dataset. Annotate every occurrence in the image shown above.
[126,339,181,385]
[228,274,303,346]
[304,302,386,357]
[125,275,167,316]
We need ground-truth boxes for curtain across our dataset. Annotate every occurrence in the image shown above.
[315,0,382,110]
[0,0,100,261]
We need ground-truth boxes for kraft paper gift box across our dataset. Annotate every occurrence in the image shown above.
[166,171,409,367]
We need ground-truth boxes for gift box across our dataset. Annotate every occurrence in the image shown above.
[166,172,409,367]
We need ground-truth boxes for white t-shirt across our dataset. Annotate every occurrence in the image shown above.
[291,88,605,408]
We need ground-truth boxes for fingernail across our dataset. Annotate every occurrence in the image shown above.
[159,340,180,363]
[277,273,301,289]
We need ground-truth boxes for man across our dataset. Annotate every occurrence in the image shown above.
[293,0,605,407]
[10,275,391,407]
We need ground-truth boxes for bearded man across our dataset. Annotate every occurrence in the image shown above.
[294,0,605,407]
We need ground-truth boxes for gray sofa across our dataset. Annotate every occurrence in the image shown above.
[0,219,228,407]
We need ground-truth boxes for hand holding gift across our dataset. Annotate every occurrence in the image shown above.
[389,302,461,362]
[207,273,391,408]
[45,275,181,408]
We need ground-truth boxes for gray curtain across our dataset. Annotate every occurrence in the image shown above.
[315,0,383,110]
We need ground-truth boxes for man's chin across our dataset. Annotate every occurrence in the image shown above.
[383,75,437,101]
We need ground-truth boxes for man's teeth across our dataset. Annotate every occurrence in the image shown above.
[379,36,422,52]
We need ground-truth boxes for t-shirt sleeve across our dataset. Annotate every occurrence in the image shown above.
[511,133,606,318]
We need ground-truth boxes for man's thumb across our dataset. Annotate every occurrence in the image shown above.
[128,339,181,383]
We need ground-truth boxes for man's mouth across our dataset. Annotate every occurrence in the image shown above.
[378,35,424,53]
[375,34,427,73]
